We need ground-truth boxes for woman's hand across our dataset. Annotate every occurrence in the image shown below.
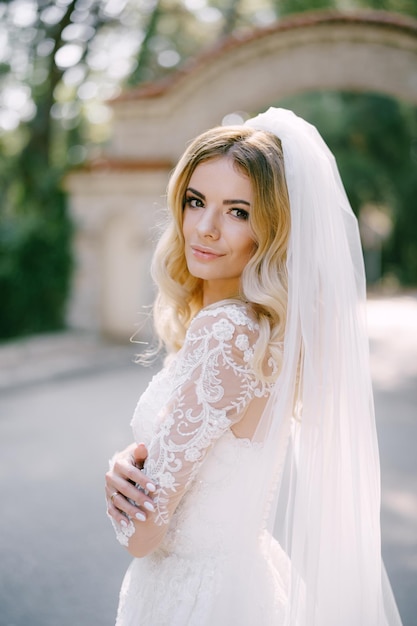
[105,442,156,525]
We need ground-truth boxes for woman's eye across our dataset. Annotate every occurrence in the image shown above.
[184,196,204,209]
[231,208,249,220]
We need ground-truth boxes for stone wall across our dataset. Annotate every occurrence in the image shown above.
[66,167,169,338]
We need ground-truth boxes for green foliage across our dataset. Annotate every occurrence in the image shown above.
[277,92,417,285]
[279,0,333,15]
[353,0,417,19]
[0,185,72,340]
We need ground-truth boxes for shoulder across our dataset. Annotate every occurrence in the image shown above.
[184,300,260,360]
[191,300,259,335]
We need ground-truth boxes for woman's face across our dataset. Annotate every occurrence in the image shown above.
[182,157,256,306]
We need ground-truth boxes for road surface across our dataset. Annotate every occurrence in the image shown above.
[0,294,416,625]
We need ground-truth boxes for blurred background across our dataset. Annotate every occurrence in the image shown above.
[0,0,416,340]
[0,0,416,624]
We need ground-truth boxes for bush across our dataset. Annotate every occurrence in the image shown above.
[0,193,72,340]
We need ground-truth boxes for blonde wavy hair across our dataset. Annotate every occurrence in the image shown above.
[151,125,290,380]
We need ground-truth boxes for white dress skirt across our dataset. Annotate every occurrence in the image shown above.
[115,433,290,625]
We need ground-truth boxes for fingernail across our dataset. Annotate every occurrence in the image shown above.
[146,482,156,492]
[120,518,128,528]
[143,501,155,512]
[135,511,146,522]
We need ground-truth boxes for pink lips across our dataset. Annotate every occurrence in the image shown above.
[191,246,223,261]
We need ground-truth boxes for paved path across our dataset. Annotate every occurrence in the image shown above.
[0,293,416,626]
[366,293,417,625]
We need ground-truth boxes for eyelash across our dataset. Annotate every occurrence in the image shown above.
[184,197,249,221]
[184,196,204,209]
[230,208,249,220]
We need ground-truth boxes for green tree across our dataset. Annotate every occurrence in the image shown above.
[278,91,417,284]
[0,0,152,338]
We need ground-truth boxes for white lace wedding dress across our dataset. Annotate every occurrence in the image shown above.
[112,300,290,625]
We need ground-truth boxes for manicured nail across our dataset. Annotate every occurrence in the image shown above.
[143,501,155,512]
[135,511,146,522]
[146,482,156,492]
[120,518,128,528]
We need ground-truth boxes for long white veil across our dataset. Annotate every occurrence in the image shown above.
[243,108,403,625]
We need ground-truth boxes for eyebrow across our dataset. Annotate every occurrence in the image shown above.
[186,187,251,207]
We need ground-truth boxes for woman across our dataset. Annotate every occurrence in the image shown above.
[105,108,402,625]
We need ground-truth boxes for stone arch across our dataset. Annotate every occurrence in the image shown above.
[109,10,417,162]
[67,10,417,337]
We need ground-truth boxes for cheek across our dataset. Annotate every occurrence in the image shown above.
[240,233,257,259]
[249,241,258,258]
[244,244,257,265]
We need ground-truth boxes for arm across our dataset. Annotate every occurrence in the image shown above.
[123,307,268,558]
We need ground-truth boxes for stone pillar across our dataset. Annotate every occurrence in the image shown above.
[65,165,170,339]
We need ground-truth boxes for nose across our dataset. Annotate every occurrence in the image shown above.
[196,206,220,239]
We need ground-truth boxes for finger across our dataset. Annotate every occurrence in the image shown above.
[106,490,148,524]
[133,442,148,467]
[105,473,156,513]
[107,498,145,526]
[106,492,129,525]
[114,455,156,494]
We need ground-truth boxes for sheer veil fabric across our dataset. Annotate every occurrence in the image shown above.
[242,109,403,625]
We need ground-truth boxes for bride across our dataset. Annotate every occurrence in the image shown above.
[105,107,402,625]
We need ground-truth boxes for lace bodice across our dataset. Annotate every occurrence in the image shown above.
[112,301,293,625]
[129,301,273,528]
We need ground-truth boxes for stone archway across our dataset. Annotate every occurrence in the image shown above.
[66,10,417,338]
[109,10,417,162]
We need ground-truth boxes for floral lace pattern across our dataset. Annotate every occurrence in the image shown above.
[112,303,292,625]
[131,302,273,527]
[109,514,136,546]
[117,549,224,626]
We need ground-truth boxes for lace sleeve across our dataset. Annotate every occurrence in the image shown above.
[143,304,270,526]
